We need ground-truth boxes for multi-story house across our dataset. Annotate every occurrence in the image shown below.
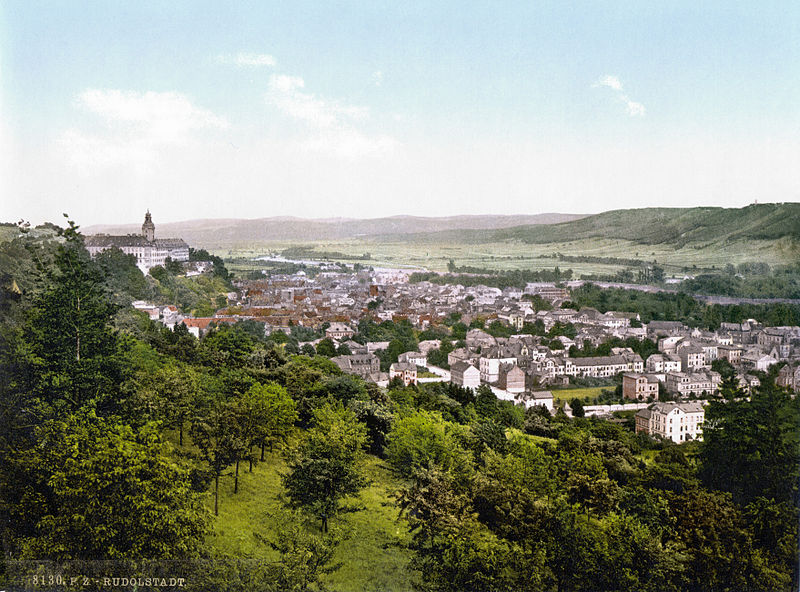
[331,354,380,380]
[646,353,682,373]
[325,322,355,340]
[777,364,800,392]
[678,344,707,371]
[664,370,721,397]
[567,353,644,378]
[717,345,743,366]
[451,361,481,389]
[740,351,778,372]
[390,362,417,386]
[498,364,526,393]
[635,401,705,443]
[622,373,660,401]
[398,351,427,366]
[480,354,518,384]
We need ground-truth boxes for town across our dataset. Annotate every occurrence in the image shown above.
[127,244,800,445]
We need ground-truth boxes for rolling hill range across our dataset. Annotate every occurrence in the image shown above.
[82,213,585,247]
[373,203,800,247]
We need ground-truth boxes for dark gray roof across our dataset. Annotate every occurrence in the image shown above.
[86,234,188,249]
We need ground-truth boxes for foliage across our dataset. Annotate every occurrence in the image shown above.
[283,404,368,529]
[699,384,800,505]
[8,411,209,560]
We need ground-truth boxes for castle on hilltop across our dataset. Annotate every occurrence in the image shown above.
[86,211,189,272]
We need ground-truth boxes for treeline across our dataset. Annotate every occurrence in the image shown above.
[547,252,648,267]
[280,246,371,261]
[410,266,573,289]
[680,268,800,299]
[569,284,800,329]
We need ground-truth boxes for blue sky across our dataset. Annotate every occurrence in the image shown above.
[2,1,799,225]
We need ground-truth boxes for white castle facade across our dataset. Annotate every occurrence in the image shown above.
[86,211,190,272]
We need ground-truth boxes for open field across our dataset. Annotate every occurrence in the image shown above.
[549,387,613,403]
[217,235,797,281]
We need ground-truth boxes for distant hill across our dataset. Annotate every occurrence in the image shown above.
[82,213,585,247]
[381,203,800,247]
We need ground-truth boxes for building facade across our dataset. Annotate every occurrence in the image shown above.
[85,211,189,271]
[635,401,705,443]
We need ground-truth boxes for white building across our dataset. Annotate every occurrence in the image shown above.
[479,355,518,384]
[635,401,705,443]
[86,211,189,272]
[450,361,481,389]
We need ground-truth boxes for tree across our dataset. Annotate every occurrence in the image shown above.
[22,218,123,417]
[259,509,344,591]
[700,384,800,505]
[385,410,473,482]
[570,398,585,418]
[247,382,297,461]
[154,362,198,446]
[190,400,245,515]
[283,404,368,531]
[8,411,209,560]
[315,338,337,358]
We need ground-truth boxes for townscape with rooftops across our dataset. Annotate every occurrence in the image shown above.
[1,206,799,592]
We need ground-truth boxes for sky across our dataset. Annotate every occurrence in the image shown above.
[1,1,799,226]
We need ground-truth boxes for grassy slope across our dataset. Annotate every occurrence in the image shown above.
[218,204,799,276]
[396,203,800,246]
[206,450,416,592]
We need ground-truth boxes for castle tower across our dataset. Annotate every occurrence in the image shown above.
[142,210,155,241]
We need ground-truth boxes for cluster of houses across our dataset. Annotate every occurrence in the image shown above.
[132,263,800,445]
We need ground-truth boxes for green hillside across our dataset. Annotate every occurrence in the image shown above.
[380,203,800,248]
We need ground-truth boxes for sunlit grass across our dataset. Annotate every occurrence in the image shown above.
[199,446,416,592]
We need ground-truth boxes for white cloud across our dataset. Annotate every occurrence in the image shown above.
[595,75,622,91]
[216,52,276,67]
[625,100,646,117]
[60,89,228,171]
[372,70,384,86]
[593,74,646,117]
[266,73,394,158]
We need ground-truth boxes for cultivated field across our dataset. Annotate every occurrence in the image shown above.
[217,235,796,280]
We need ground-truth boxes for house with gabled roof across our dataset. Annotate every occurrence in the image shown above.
[635,401,705,443]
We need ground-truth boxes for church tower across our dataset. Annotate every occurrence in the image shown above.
[142,210,155,241]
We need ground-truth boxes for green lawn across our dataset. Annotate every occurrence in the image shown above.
[550,387,611,403]
[205,449,416,592]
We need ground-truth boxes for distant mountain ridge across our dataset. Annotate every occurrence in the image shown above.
[82,213,586,246]
[80,204,800,252]
[374,203,800,248]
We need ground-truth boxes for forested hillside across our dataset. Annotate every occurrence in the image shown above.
[0,221,798,591]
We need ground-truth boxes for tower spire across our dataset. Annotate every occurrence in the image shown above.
[142,210,155,241]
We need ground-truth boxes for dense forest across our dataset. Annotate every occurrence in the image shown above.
[0,221,798,591]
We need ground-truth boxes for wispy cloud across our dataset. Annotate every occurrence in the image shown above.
[60,89,228,170]
[216,52,276,67]
[593,75,645,117]
[266,73,395,158]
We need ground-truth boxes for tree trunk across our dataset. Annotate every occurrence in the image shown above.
[234,459,240,494]
[214,474,219,516]
[260,442,265,462]
[179,422,183,447]
[249,453,253,472]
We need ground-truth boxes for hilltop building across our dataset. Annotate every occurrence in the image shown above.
[86,211,189,272]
